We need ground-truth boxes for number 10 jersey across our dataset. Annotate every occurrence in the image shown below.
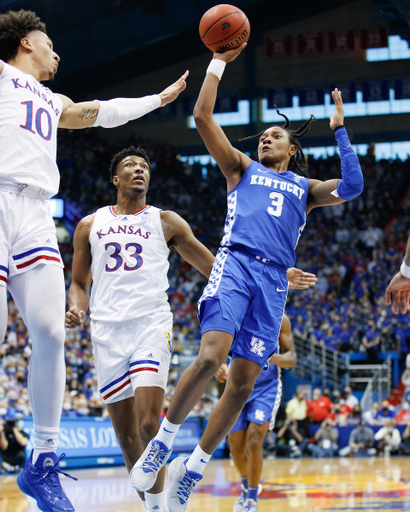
[0,61,63,198]
[89,205,171,322]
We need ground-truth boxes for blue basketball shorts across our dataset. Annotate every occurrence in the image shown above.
[230,378,282,433]
[198,248,288,368]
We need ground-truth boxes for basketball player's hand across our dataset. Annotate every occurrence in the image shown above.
[286,267,317,290]
[330,88,345,130]
[65,306,86,328]
[213,42,247,64]
[385,271,410,314]
[159,71,189,107]
[214,363,228,383]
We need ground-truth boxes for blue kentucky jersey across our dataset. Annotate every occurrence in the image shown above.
[221,160,309,267]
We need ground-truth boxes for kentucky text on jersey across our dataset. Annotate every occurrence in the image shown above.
[96,225,151,240]
[11,78,60,116]
[250,174,305,200]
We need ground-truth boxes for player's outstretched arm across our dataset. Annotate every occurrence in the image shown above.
[57,71,189,130]
[307,89,363,212]
[385,235,410,314]
[66,214,94,328]
[193,46,251,191]
[287,267,317,289]
[161,210,215,278]
[269,315,297,369]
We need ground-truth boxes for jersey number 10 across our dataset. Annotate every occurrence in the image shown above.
[20,101,52,141]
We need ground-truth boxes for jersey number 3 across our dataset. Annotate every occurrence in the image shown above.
[105,242,143,272]
[267,192,284,217]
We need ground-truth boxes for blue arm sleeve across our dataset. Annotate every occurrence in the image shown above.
[335,127,364,201]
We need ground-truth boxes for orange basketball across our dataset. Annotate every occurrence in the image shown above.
[199,4,250,53]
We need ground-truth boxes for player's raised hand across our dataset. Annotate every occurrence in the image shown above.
[286,267,317,290]
[385,271,410,314]
[214,363,229,383]
[213,42,247,64]
[159,71,189,107]
[65,306,86,329]
[329,88,345,130]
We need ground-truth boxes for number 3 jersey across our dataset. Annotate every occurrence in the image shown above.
[89,205,171,322]
[0,61,63,198]
[221,160,309,268]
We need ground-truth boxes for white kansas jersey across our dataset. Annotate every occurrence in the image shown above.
[0,61,63,198]
[89,205,171,322]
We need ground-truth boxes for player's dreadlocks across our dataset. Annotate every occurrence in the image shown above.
[241,108,316,178]
[0,10,46,62]
[109,146,152,183]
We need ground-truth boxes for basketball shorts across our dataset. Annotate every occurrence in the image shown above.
[198,248,288,368]
[0,190,63,287]
[230,378,282,433]
[91,309,173,404]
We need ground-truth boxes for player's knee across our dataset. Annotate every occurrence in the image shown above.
[230,380,254,404]
[229,442,245,457]
[116,432,138,453]
[194,352,223,377]
[138,417,160,444]
[247,430,264,451]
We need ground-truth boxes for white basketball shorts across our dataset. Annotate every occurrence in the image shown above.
[91,309,173,404]
[0,191,63,287]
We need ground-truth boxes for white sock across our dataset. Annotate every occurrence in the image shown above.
[186,445,211,475]
[32,425,59,463]
[141,499,148,511]
[145,491,163,511]
[155,417,181,449]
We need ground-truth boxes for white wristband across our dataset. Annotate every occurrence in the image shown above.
[400,260,410,278]
[206,59,226,80]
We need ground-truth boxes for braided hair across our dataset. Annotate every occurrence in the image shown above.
[241,107,316,177]
[0,10,46,62]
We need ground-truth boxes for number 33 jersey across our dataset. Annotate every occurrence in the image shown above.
[89,205,171,322]
[221,160,309,268]
[0,61,63,198]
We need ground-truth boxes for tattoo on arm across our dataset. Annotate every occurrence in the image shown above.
[79,108,98,121]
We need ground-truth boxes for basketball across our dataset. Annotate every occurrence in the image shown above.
[199,4,250,53]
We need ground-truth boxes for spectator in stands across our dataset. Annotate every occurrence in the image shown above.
[348,404,363,425]
[276,419,309,458]
[285,391,308,422]
[327,402,351,426]
[374,419,401,455]
[339,421,375,457]
[309,388,333,424]
[374,400,396,425]
[362,321,381,364]
[339,322,355,352]
[396,398,410,424]
[307,417,339,457]
[362,403,379,425]
[343,386,359,408]
[0,412,29,472]
[293,315,308,341]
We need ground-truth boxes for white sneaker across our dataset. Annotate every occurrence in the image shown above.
[130,439,172,492]
[164,457,202,512]
[233,488,247,512]
[244,499,258,512]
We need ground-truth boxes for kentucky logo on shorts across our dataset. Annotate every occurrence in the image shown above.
[165,332,172,353]
[250,336,266,357]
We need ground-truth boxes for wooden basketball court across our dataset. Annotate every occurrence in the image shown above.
[2,457,410,512]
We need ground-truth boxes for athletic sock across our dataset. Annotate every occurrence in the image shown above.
[241,476,248,496]
[247,485,258,502]
[32,425,59,464]
[141,500,148,511]
[185,445,211,475]
[145,491,163,511]
[155,417,181,449]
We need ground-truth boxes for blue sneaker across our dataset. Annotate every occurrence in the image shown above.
[130,439,172,492]
[17,451,77,512]
[164,457,202,512]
